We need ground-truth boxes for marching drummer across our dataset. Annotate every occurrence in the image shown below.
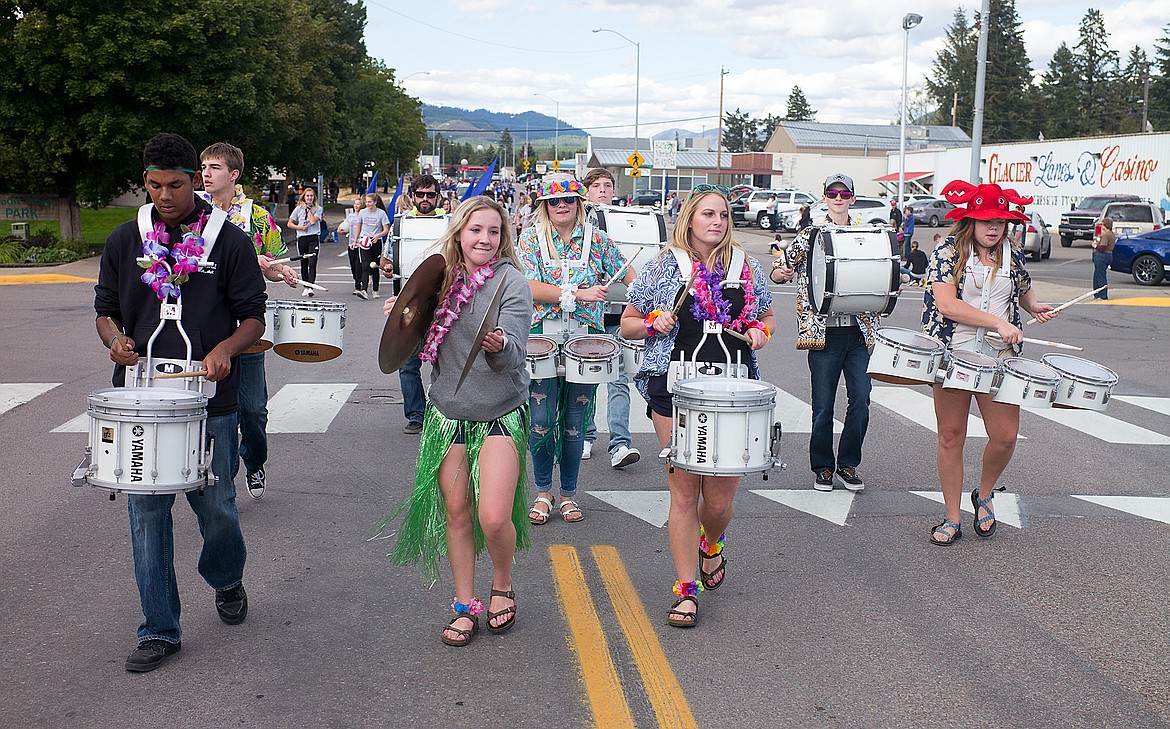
[770,173,879,493]
[620,183,774,627]
[921,180,1057,546]
[517,176,631,525]
[94,133,266,672]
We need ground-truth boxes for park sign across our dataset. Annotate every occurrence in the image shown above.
[0,193,80,240]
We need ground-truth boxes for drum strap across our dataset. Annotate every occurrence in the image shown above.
[670,247,745,291]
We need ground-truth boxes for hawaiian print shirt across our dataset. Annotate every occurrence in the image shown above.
[517,222,625,331]
[786,216,881,350]
[626,250,773,402]
[921,236,1032,356]
[199,185,285,258]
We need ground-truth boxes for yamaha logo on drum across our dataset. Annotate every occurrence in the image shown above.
[696,413,709,463]
[132,425,144,437]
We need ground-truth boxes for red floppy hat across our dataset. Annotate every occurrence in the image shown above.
[940,180,1032,223]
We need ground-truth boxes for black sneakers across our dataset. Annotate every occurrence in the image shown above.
[216,584,248,625]
[835,467,865,491]
[814,469,834,492]
[402,421,423,435]
[246,468,265,499]
[125,639,181,672]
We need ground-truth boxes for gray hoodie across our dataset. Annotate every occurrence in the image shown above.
[427,258,533,422]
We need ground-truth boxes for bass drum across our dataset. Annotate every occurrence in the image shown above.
[807,225,900,316]
[593,205,666,306]
[391,214,450,294]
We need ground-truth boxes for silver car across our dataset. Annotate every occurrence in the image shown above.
[1015,212,1052,262]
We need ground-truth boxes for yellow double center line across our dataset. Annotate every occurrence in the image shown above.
[549,544,698,729]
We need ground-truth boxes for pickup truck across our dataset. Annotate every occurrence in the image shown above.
[1059,194,1141,247]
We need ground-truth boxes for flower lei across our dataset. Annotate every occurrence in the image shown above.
[451,597,485,616]
[689,259,756,331]
[138,211,207,300]
[699,526,726,557]
[673,580,703,597]
[418,263,496,363]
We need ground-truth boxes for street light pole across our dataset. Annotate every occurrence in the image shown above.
[533,93,560,162]
[593,28,640,189]
[899,13,923,208]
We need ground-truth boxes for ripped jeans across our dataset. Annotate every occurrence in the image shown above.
[529,377,595,498]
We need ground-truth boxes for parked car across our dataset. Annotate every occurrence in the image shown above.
[1059,193,1142,247]
[1109,227,1170,285]
[779,197,891,230]
[730,185,757,201]
[731,189,819,228]
[629,190,664,207]
[1099,201,1165,239]
[1014,212,1052,261]
[911,199,957,227]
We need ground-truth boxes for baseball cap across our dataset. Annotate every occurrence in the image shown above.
[823,173,854,193]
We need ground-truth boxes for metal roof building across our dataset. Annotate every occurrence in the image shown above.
[766,121,971,157]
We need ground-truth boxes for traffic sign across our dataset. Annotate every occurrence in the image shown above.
[625,168,642,177]
[627,152,645,168]
[522,159,530,170]
[653,140,677,170]
[552,160,560,171]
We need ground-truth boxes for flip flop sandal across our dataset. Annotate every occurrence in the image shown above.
[929,519,962,546]
[699,550,727,591]
[971,486,1004,537]
[440,613,479,647]
[528,496,553,525]
[486,587,516,634]
[559,499,585,523]
[667,595,698,628]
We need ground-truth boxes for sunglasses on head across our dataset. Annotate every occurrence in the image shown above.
[412,190,439,199]
[546,196,579,207]
[824,189,854,200]
[688,183,731,199]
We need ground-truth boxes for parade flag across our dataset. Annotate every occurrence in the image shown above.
[387,175,404,220]
[366,171,379,195]
[462,158,498,201]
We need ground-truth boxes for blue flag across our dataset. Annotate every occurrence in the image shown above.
[462,158,498,201]
[387,175,404,220]
[366,171,379,195]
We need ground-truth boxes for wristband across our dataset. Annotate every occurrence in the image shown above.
[644,309,664,337]
[108,334,120,350]
[746,320,771,341]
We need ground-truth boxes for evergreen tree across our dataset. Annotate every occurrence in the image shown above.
[784,87,816,121]
[1041,42,1081,139]
[1148,24,1170,131]
[926,9,977,131]
[1118,47,1150,134]
[758,114,784,150]
[721,108,757,153]
[981,0,1036,141]
[1073,8,1120,135]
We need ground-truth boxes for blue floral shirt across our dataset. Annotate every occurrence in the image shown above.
[626,250,774,400]
[517,222,625,331]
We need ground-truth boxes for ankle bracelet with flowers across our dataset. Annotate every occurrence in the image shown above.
[699,525,726,557]
[138,212,208,300]
[673,580,702,598]
[419,262,496,363]
[451,597,485,616]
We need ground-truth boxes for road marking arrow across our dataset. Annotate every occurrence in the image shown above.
[750,489,855,526]
[591,490,670,527]
[1071,495,1170,525]
[910,490,1023,528]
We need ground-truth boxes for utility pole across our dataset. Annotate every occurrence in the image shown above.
[1142,63,1151,132]
[968,0,990,182]
[716,67,728,185]
[952,92,958,128]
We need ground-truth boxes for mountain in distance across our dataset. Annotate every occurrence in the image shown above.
[651,127,719,141]
[422,104,586,143]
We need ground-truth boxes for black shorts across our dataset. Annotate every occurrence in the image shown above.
[644,374,673,419]
[452,419,509,444]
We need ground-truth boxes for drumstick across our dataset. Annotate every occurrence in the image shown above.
[292,278,328,292]
[672,267,700,315]
[723,328,753,344]
[1025,286,1106,324]
[153,370,209,380]
[604,246,643,287]
[1022,337,1083,351]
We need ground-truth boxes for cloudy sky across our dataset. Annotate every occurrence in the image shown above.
[366,0,1167,138]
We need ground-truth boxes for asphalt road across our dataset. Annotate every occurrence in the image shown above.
[1,230,1168,728]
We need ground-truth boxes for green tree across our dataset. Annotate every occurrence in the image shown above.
[926,9,977,131]
[721,108,756,153]
[1117,46,1150,134]
[784,87,816,121]
[758,114,783,150]
[1150,24,1170,131]
[1041,42,1081,139]
[1073,8,1120,135]
[981,0,1036,141]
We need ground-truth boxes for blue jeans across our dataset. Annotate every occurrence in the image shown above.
[127,412,246,644]
[529,377,595,497]
[233,351,268,478]
[1092,251,1112,299]
[399,354,425,425]
[584,326,633,453]
[807,328,872,473]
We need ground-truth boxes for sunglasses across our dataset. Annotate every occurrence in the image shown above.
[412,191,439,199]
[546,196,579,207]
[688,183,731,199]
[824,190,854,200]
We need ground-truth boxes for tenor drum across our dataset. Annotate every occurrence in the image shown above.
[270,300,347,362]
[867,327,944,385]
[1040,354,1118,411]
[992,358,1061,408]
[391,215,450,283]
[526,335,560,380]
[563,335,620,384]
[807,225,900,316]
[618,337,644,374]
[670,377,780,476]
[76,387,214,495]
[941,350,1000,393]
[244,304,276,354]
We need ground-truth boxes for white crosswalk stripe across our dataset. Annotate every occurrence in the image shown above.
[1024,407,1170,445]
[911,490,1024,528]
[267,384,357,433]
[871,385,1003,439]
[1113,395,1170,418]
[0,383,59,416]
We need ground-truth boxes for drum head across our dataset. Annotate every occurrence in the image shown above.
[618,337,644,350]
[565,336,618,358]
[1041,354,1118,385]
[950,350,999,369]
[876,327,943,353]
[89,387,206,411]
[1001,358,1061,383]
[808,228,828,312]
[673,377,775,400]
[527,336,558,356]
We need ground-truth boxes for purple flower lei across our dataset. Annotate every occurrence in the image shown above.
[137,211,207,300]
[688,259,756,331]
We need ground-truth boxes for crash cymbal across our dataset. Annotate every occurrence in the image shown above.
[378,253,446,374]
[453,277,506,395]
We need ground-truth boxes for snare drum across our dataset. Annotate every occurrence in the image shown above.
[868,327,944,385]
[526,335,560,380]
[127,357,216,397]
[941,350,1000,393]
[563,335,620,384]
[807,225,900,316]
[1041,354,1118,411]
[992,358,1061,408]
[670,377,779,476]
[76,387,214,495]
[270,300,347,362]
[618,337,644,374]
[244,304,277,354]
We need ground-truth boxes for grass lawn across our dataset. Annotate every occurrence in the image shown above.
[24,207,139,247]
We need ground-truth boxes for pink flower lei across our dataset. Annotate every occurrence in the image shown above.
[418,262,496,363]
[137,210,208,300]
[689,259,756,331]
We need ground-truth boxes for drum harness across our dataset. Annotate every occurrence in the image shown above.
[538,222,594,345]
[957,239,1011,358]
[666,248,750,387]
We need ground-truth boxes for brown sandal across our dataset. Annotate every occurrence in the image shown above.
[486,587,516,633]
[667,595,698,628]
[699,550,726,591]
[440,613,479,647]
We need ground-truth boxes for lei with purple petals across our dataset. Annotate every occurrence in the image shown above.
[137,211,207,300]
[418,262,496,363]
[689,259,756,331]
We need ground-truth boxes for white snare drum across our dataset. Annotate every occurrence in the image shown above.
[563,335,620,384]
[868,327,944,385]
[992,358,1061,408]
[1041,354,1118,411]
[618,337,644,374]
[670,377,780,476]
[594,206,666,305]
[75,387,214,495]
[941,350,1000,393]
[526,335,560,380]
[270,300,347,362]
[807,225,900,316]
[244,305,276,354]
